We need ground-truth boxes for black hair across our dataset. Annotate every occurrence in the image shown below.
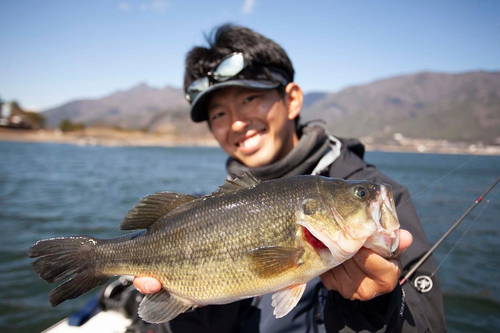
[183,24,295,92]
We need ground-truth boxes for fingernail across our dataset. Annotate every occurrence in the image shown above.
[144,281,156,293]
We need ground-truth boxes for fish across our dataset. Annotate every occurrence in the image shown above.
[28,172,400,323]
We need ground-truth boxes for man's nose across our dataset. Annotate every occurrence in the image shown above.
[231,111,250,132]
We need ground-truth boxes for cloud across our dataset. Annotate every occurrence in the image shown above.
[139,1,170,13]
[119,1,171,13]
[118,2,132,12]
[150,0,170,13]
[242,0,255,14]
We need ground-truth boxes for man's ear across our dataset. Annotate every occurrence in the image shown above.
[285,83,303,121]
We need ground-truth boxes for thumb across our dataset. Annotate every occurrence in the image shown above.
[133,276,162,294]
[397,229,413,256]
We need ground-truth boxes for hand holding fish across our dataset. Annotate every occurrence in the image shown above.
[320,229,412,301]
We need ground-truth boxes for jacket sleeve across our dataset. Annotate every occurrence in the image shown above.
[323,149,447,333]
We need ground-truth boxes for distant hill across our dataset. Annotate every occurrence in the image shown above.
[42,71,500,144]
[42,82,212,139]
[301,71,500,144]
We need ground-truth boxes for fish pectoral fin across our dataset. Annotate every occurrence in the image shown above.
[248,246,305,278]
[138,289,193,324]
[121,192,198,230]
[271,283,307,318]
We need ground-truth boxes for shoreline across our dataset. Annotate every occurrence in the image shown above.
[1,128,499,156]
[0,128,219,148]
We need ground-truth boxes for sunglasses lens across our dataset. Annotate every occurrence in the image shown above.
[214,53,245,81]
[186,77,209,102]
[184,53,245,103]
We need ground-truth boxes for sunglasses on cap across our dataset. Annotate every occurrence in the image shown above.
[184,52,289,104]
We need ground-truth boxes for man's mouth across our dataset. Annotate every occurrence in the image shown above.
[236,130,266,153]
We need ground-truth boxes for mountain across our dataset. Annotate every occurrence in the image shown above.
[301,71,500,144]
[43,83,186,129]
[42,71,500,144]
[42,82,215,139]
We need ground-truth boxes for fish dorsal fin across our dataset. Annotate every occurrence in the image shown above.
[138,289,195,324]
[217,171,261,195]
[271,283,307,318]
[120,192,198,230]
[248,246,305,278]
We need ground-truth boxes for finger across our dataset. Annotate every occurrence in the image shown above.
[352,248,402,284]
[321,263,359,299]
[322,261,380,301]
[397,229,413,255]
[133,276,162,294]
[342,255,390,300]
[320,263,344,291]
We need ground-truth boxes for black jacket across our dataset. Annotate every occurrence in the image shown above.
[165,138,447,333]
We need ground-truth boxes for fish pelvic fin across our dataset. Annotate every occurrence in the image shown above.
[28,236,109,307]
[248,246,305,278]
[272,283,307,318]
[138,289,195,324]
[121,192,198,230]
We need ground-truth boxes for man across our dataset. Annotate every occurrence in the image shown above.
[134,24,447,332]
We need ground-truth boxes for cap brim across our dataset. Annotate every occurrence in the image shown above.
[190,79,281,122]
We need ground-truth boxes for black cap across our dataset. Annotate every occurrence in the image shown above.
[187,68,290,122]
[189,79,283,122]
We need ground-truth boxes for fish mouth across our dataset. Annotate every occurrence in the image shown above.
[298,184,400,266]
[297,205,370,267]
[364,184,400,257]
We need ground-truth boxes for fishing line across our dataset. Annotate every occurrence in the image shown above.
[398,148,488,207]
[400,176,500,286]
[429,186,500,278]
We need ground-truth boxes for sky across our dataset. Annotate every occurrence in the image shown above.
[1,0,499,111]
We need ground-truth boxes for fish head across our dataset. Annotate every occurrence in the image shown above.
[342,181,400,258]
[297,178,400,266]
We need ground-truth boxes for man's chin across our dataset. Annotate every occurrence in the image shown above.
[235,150,273,169]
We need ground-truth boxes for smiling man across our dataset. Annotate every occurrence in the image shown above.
[134,24,447,333]
[207,85,300,168]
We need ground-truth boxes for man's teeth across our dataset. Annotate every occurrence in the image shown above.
[240,134,261,149]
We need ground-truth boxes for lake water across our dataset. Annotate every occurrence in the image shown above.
[0,141,499,332]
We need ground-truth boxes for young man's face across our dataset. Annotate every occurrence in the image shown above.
[206,86,300,168]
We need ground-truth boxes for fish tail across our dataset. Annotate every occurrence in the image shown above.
[28,236,109,307]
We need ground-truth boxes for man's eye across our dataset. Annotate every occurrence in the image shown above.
[210,111,225,121]
[243,95,259,104]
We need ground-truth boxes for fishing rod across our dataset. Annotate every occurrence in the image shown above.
[399,176,500,287]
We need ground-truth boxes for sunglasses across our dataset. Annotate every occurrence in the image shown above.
[185,52,246,103]
[185,52,289,104]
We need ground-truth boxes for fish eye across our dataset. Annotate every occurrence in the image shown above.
[353,186,368,199]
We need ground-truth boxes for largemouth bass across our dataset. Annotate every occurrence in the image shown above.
[29,172,400,323]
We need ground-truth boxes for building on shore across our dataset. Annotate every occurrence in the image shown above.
[0,102,45,130]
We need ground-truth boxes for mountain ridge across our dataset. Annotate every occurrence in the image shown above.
[41,70,500,144]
